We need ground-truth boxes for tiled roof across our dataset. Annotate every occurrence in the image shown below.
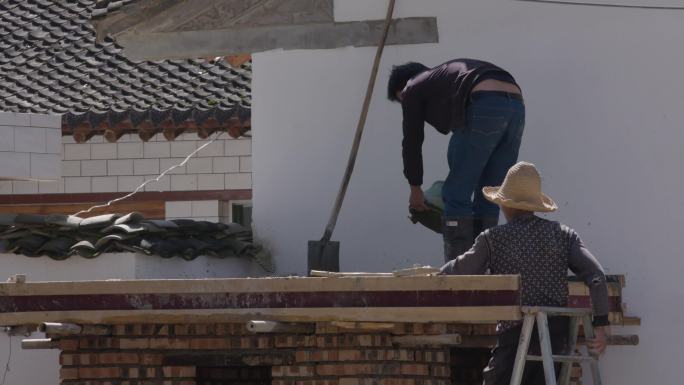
[0,212,271,270]
[0,0,251,141]
[91,0,139,18]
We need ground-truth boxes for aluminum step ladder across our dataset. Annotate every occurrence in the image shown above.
[509,306,602,385]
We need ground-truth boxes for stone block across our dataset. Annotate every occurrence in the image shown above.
[64,177,91,193]
[107,159,134,176]
[117,142,144,158]
[91,143,118,159]
[12,180,39,194]
[144,142,171,158]
[165,201,192,218]
[198,174,225,190]
[191,200,219,217]
[29,113,62,128]
[118,176,145,192]
[134,159,160,175]
[171,174,197,191]
[170,140,197,158]
[197,139,224,157]
[39,180,65,194]
[62,160,81,177]
[160,158,187,174]
[46,129,62,154]
[14,126,46,153]
[226,173,252,189]
[81,160,108,176]
[0,152,30,178]
[64,143,91,160]
[0,111,30,126]
[91,176,118,193]
[144,175,171,192]
[213,157,240,173]
[30,153,61,179]
[240,156,252,172]
[186,157,213,174]
[0,126,14,151]
[225,139,251,156]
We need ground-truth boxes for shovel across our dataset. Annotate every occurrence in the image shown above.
[307,0,396,274]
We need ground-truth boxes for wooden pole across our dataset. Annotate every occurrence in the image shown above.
[246,321,314,334]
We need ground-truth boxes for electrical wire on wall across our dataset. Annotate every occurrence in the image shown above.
[73,131,226,217]
[0,333,12,385]
[516,0,684,9]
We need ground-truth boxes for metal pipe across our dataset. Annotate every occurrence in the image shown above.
[38,322,110,336]
[21,338,58,349]
[247,321,314,334]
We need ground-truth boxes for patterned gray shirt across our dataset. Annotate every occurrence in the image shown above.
[440,215,609,332]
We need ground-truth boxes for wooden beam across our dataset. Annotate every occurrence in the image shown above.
[0,201,165,219]
[0,275,520,296]
[0,307,523,326]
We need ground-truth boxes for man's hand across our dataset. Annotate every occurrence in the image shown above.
[587,326,609,356]
[409,185,429,211]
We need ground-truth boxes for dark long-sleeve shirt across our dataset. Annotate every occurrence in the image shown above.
[400,59,517,186]
[440,215,610,331]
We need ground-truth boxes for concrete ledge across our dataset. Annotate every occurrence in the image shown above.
[118,17,439,60]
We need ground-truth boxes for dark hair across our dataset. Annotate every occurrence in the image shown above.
[387,62,428,102]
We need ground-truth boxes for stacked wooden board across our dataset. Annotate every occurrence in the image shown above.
[0,275,631,326]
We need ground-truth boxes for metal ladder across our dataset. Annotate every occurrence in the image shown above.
[509,306,602,385]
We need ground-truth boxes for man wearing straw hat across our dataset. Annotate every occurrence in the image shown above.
[440,162,610,385]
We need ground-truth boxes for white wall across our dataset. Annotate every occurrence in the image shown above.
[0,132,252,195]
[0,252,266,385]
[0,111,61,181]
[252,1,684,384]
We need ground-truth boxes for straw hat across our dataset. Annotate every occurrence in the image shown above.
[482,162,558,212]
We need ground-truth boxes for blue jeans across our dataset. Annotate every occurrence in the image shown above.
[442,92,525,220]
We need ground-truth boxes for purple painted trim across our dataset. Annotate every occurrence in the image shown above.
[0,290,521,313]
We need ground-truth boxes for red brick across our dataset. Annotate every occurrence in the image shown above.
[162,366,196,378]
[141,353,164,365]
[316,363,400,376]
[430,364,450,377]
[60,353,74,366]
[189,337,230,349]
[163,381,196,385]
[150,338,190,349]
[97,353,139,364]
[272,365,314,377]
[119,338,150,349]
[126,367,140,378]
[59,338,79,351]
[78,367,122,379]
[60,368,78,380]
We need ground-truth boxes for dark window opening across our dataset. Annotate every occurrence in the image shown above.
[450,348,491,385]
[197,366,271,385]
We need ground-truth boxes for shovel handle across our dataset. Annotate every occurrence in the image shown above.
[321,0,396,241]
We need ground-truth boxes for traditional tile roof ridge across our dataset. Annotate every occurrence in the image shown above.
[0,0,251,142]
[91,0,139,18]
[0,212,272,270]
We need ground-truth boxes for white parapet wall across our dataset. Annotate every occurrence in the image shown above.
[0,111,62,181]
[250,1,683,384]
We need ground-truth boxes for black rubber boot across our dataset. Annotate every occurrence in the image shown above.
[442,217,475,263]
[474,217,499,237]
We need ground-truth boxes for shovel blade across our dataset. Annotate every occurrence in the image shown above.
[307,240,340,274]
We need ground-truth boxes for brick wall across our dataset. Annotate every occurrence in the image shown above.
[0,111,61,182]
[0,132,251,195]
[55,322,584,385]
[57,323,452,385]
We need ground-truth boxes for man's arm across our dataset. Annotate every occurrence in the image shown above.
[439,233,490,275]
[566,228,610,355]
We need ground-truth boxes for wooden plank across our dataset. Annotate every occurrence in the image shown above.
[0,201,165,219]
[0,189,251,205]
[0,306,523,326]
[0,275,521,296]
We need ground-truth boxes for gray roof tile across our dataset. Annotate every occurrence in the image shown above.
[0,0,251,134]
